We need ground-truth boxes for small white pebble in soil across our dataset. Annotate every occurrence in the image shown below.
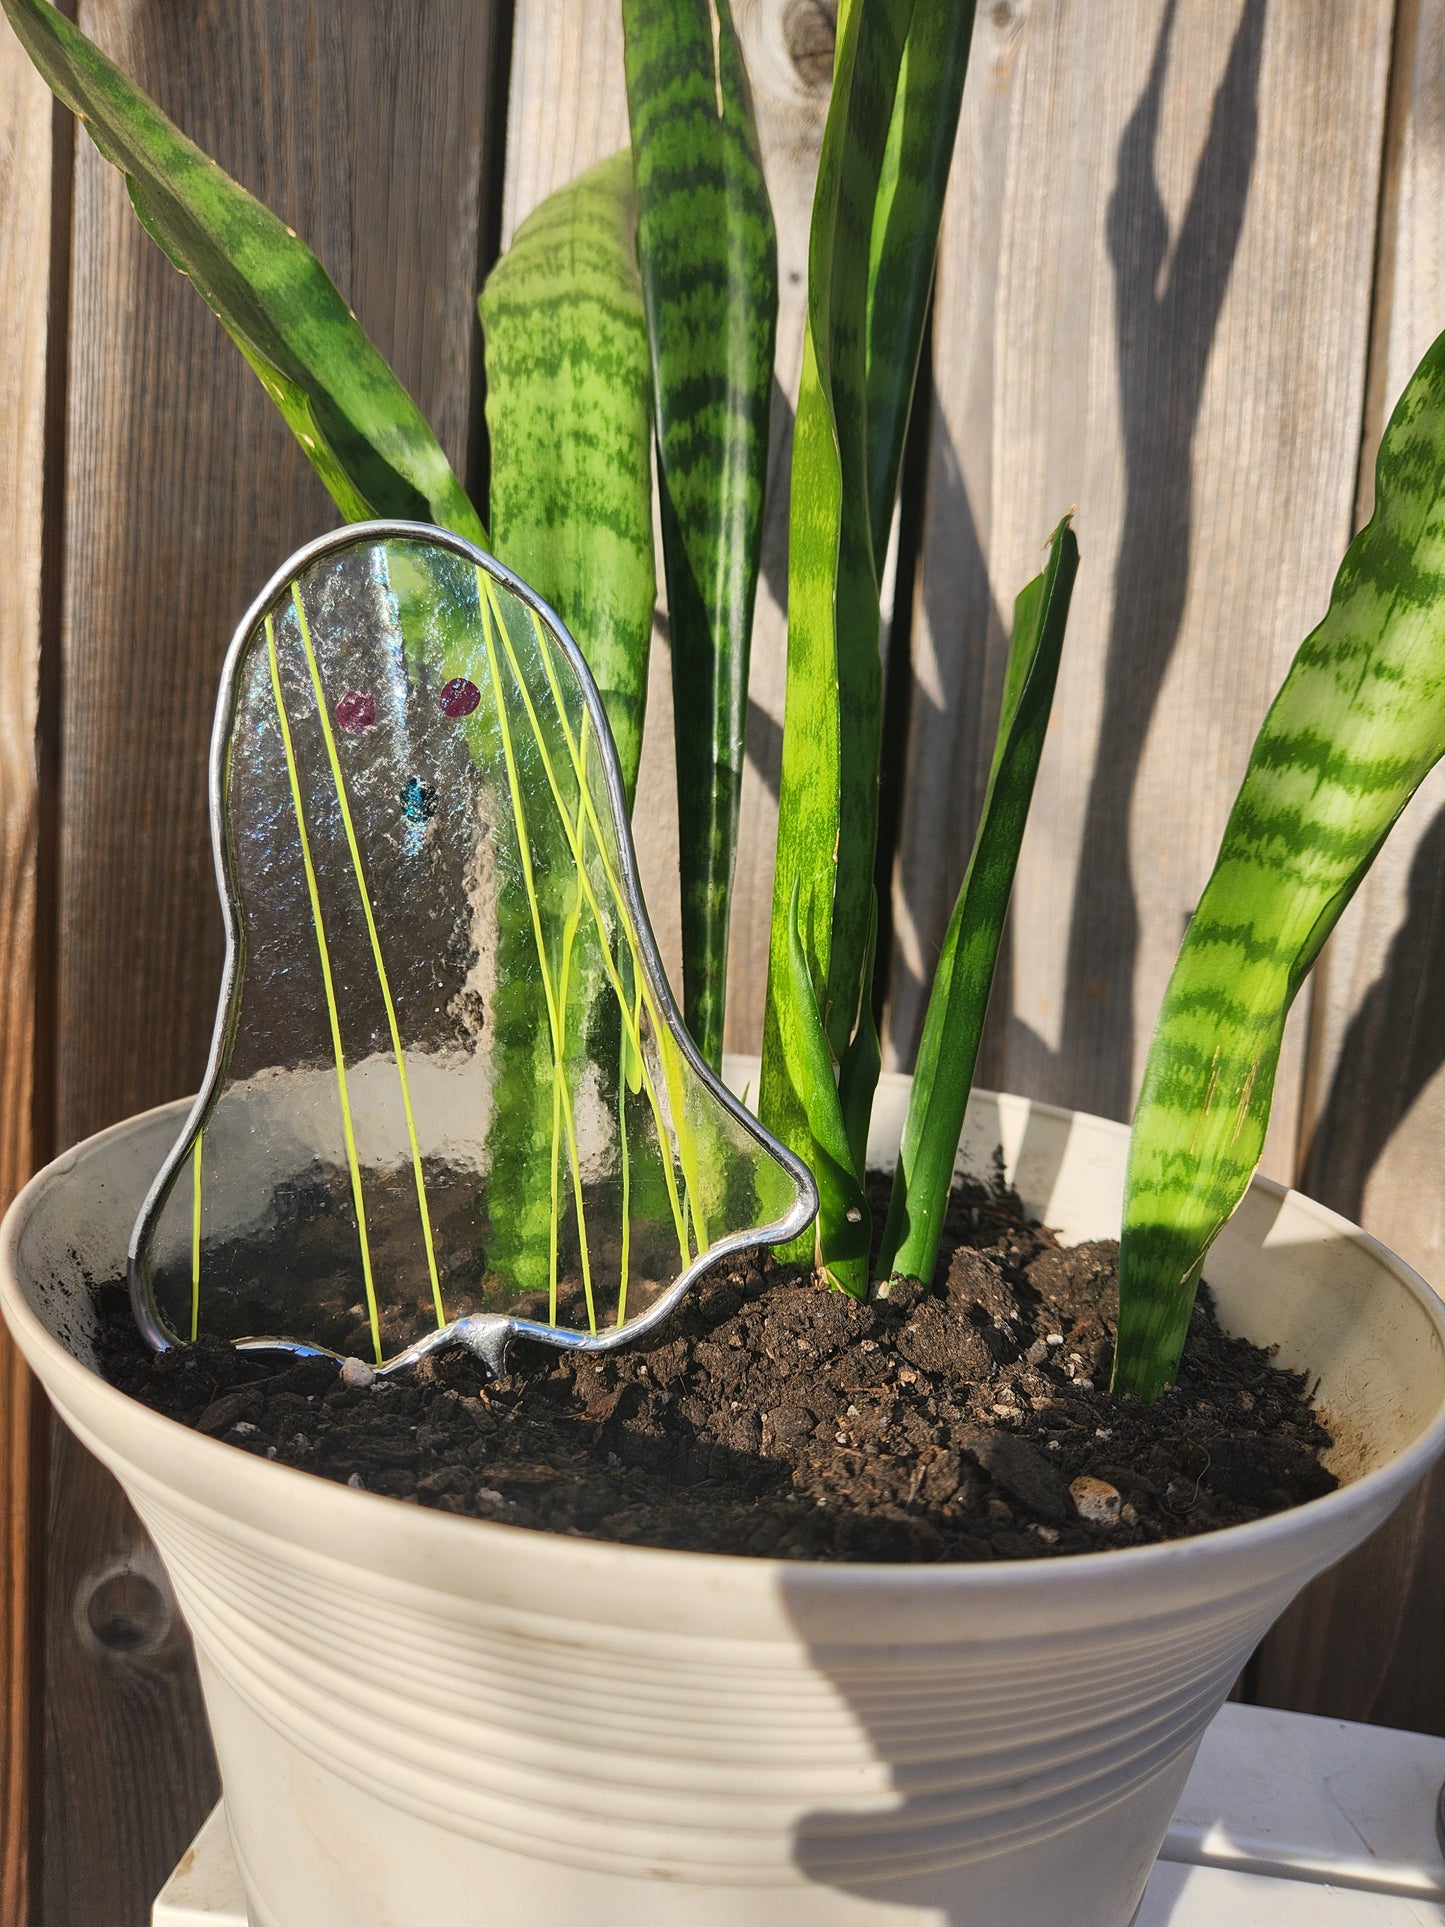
[1070,1476,1123,1525]
[339,1356,376,1389]
[265,1446,277,1460]
[475,1489,505,1508]
[229,1421,259,1438]
[1073,1378,1095,1393]
[1031,1524,1060,1544]
[347,1473,365,1490]
[846,1404,860,1417]
[1046,1440,1062,1452]
[1095,1427,1113,1440]
[897,1366,919,1385]
[1045,1333,1064,1347]
[1120,1502,1140,1526]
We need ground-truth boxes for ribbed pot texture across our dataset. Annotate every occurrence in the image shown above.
[5,1073,1444,1926]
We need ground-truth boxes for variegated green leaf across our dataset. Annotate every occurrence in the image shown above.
[759,0,916,1267]
[782,882,870,1296]
[479,150,655,803]
[623,0,778,1071]
[879,518,1077,1285]
[2,0,482,540]
[762,0,974,1262]
[838,888,882,1188]
[478,152,656,1295]
[866,0,975,562]
[1117,329,1445,1400]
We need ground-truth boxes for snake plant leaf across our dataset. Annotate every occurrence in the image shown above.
[838,888,883,1186]
[759,0,913,1260]
[1,0,482,542]
[478,153,657,1299]
[129,527,812,1370]
[479,151,655,805]
[780,884,870,1297]
[866,0,976,563]
[1116,328,1445,1401]
[878,519,1077,1286]
[623,0,778,1071]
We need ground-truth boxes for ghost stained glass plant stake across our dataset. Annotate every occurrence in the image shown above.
[128,524,815,1377]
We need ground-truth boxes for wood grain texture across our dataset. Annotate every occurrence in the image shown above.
[1250,0,1445,1739]
[1296,0,1445,1301]
[882,0,1393,1203]
[57,0,501,1145]
[45,6,508,1920]
[42,1428,213,1927]
[499,0,830,1052]
[500,0,630,247]
[0,28,53,1924]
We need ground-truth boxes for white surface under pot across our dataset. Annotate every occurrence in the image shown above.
[151,1704,1445,1925]
[4,1066,1445,1926]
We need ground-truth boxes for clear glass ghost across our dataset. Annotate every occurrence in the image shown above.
[129,526,814,1370]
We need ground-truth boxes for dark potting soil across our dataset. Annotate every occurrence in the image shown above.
[98,1169,1337,1563]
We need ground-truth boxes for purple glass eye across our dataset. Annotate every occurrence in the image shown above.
[335,690,376,733]
[439,677,481,719]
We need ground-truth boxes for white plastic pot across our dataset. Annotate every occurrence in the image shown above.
[4,1071,1445,1927]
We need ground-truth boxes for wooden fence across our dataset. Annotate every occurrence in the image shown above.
[2,1,1444,1918]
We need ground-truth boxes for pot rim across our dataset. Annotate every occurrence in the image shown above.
[6,1093,1445,1600]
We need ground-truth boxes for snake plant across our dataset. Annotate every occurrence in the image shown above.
[6,0,1071,1325]
[19,0,1428,1407]
[1115,326,1445,1399]
[759,0,1058,1295]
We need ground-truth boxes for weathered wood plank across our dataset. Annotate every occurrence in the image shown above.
[0,27,54,1923]
[42,1429,214,1927]
[1295,0,1445,1299]
[500,0,630,246]
[1251,0,1445,1740]
[883,0,1393,1207]
[499,0,830,1051]
[45,6,508,1921]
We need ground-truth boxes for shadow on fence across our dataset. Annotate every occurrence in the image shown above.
[1056,0,1267,1120]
